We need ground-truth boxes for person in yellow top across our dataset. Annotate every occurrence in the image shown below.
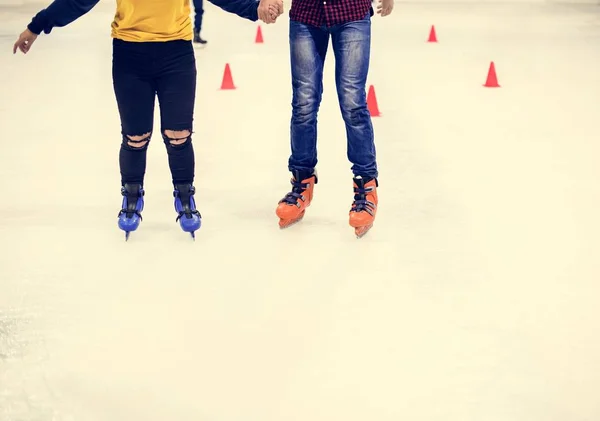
[13,0,283,240]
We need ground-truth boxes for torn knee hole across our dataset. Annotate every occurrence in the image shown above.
[127,140,149,148]
[163,130,191,146]
[126,132,151,148]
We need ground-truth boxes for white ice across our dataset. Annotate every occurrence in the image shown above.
[1,1,600,420]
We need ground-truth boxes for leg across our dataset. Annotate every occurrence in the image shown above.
[331,14,378,179]
[288,19,329,175]
[331,17,378,237]
[275,21,328,228]
[112,39,156,186]
[155,40,201,236]
[193,0,204,31]
[193,0,207,44]
[155,40,197,186]
[112,39,156,237]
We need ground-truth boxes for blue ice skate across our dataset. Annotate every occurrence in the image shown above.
[174,184,201,239]
[118,183,144,241]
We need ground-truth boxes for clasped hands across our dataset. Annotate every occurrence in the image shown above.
[257,0,284,24]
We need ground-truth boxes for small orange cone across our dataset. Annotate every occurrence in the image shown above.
[220,63,235,90]
[427,25,437,43]
[483,61,500,88]
[367,85,380,117]
[255,25,263,43]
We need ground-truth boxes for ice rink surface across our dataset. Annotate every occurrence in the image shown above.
[1,1,600,420]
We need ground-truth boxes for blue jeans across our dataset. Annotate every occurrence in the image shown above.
[288,14,377,179]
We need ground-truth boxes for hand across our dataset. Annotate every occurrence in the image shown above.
[268,4,283,21]
[13,28,38,54]
[258,0,283,24]
[377,0,394,17]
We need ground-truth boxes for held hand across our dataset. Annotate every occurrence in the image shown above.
[377,0,394,17]
[13,28,38,54]
[268,3,283,21]
[258,0,283,23]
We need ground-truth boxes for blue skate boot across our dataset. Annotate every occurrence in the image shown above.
[173,184,201,239]
[117,183,144,241]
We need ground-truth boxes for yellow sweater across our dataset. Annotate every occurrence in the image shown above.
[111,0,192,42]
[28,0,258,43]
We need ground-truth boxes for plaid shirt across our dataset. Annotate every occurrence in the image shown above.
[289,0,374,27]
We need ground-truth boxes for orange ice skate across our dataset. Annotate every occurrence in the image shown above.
[349,176,378,238]
[276,170,317,229]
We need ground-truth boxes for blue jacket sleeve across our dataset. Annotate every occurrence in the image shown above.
[27,0,100,35]
[208,0,259,22]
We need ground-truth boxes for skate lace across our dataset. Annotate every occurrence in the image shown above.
[118,209,143,220]
[176,208,201,221]
[281,180,309,205]
[351,185,376,215]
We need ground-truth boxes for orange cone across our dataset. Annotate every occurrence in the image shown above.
[255,25,263,43]
[220,63,235,90]
[427,25,437,43]
[483,61,500,88]
[367,85,380,117]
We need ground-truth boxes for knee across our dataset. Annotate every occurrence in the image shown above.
[163,129,192,149]
[123,132,151,150]
[292,85,321,120]
[338,86,367,123]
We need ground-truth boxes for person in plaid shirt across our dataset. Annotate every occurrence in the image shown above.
[273,0,394,238]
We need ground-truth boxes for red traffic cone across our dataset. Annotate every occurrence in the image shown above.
[220,63,236,90]
[483,61,500,88]
[427,25,437,43]
[367,85,380,117]
[255,25,263,43]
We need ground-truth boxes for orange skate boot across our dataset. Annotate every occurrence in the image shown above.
[349,176,378,238]
[276,170,318,228]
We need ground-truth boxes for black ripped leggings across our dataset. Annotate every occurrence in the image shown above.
[112,38,197,186]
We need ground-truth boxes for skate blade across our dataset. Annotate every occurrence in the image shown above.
[279,215,304,229]
[354,224,373,239]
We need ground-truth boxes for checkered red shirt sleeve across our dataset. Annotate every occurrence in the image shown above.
[289,0,374,27]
